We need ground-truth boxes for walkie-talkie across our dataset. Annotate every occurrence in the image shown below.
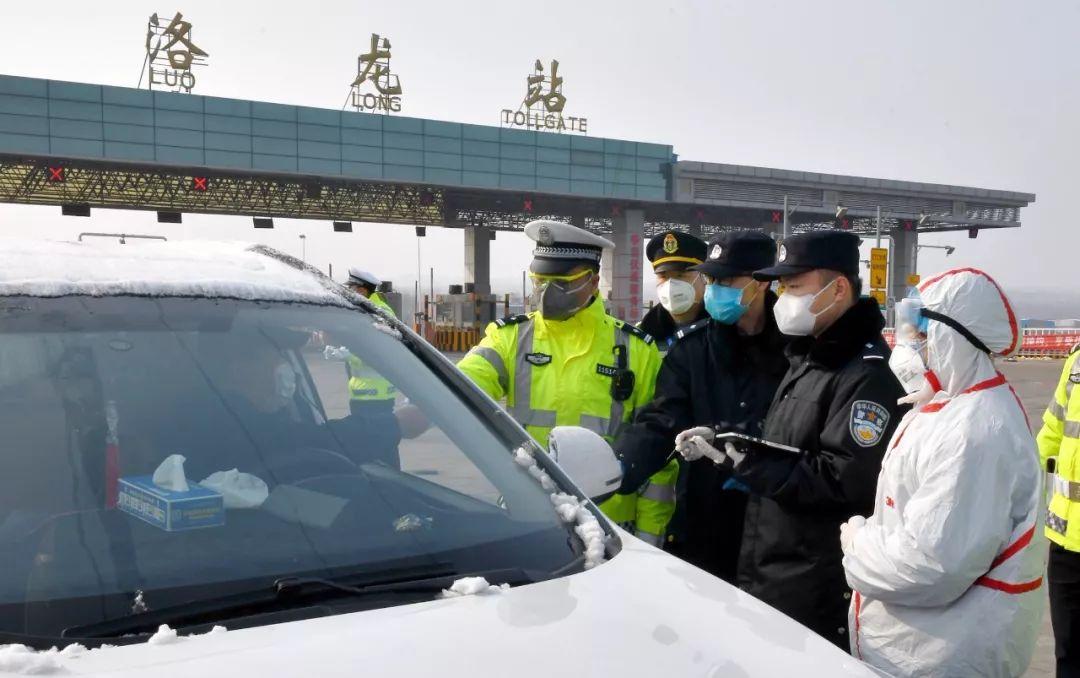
[610,344,635,402]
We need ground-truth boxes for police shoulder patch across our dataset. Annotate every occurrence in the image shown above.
[494,314,530,328]
[850,400,890,448]
[618,322,655,345]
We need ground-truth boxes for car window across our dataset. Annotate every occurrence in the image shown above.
[0,296,576,642]
[304,348,501,506]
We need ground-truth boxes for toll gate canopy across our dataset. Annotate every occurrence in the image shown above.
[0,73,1034,237]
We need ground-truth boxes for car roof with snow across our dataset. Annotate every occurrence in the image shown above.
[0,238,352,306]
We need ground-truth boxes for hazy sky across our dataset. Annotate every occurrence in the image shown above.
[0,0,1075,301]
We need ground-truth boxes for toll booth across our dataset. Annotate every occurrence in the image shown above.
[432,284,499,352]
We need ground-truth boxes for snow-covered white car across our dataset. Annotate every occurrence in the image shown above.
[0,238,878,676]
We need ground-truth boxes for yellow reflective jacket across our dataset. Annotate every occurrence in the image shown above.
[348,292,398,403]
[457,297,675,543]
[1037,345,1080,551]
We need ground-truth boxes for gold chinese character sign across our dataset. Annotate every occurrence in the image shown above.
[350,33,403,114]
[502,59,587,134]
[143,12,209,93]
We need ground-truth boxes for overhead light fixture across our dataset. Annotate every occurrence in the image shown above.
[61,204,91,217]
[333,221,353,233]
[304,183,322,199]
[157,211,182,224]
[488,230,497,240]
[946,246,955,256]
[253,217,274,229]
[917,212,930,227]
[835,205,848,219]
[415,226,427,237]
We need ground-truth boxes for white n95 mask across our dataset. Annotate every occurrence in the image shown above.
[273,362,297,401]
[657,277,698,316]
[888,342,929,394]
[773,278,837,336]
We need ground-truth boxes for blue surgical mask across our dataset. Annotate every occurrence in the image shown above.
[704,282,755,324]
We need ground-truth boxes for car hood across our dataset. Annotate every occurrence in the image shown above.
[28,534,878,677]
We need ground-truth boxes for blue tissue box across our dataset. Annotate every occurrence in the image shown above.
[117,475,225,531]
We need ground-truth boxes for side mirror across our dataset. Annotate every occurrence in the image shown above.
[547,426,623,500]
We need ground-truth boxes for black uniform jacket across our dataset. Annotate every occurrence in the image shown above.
[638,304,708,350]
[733,298,906,648]
[615,292,789,581]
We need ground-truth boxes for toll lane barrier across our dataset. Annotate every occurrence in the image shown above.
[431,326,482,353]
[883,328,1080,358]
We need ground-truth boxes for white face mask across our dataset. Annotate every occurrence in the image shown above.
[273,362,297,402]
[657,276,699,316]
[773,278,838,336]
[889,342,929,394]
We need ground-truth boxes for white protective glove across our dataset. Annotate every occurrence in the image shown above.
[674,426,726,464]
[839,514,867,553]
[323,345,353,362]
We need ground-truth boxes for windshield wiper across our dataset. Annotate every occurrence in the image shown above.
[61,565,537,640]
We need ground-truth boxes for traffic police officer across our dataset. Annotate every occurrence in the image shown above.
[346,268,396,316]
[344,268,397,416]
[639,230,709,349]
[457,220,672,544]
[615,230,789,581]
[678,230,905,648]
[1038,342,1080,677]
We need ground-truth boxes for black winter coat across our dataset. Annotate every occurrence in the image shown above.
[732,298,906,649]
[615,293,789,581]
[637,304,709,350]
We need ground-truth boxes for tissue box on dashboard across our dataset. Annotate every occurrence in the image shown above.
[117,476,225,531]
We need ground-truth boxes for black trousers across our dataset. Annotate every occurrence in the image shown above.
[1050,542,1080,678]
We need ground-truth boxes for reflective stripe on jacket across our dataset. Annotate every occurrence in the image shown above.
[456,297,672,536]
[349,292,398,403]
[1038,347,1080,551]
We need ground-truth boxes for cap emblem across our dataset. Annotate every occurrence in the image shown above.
[662,233,679,254]
[778,245,788,263]
[709,244,722,260]
[537,224,554,246]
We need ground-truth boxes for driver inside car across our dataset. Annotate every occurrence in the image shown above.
[166,331,406,483]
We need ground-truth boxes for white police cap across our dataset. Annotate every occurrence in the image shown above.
[347,268,380,288]
[523,220,615,275]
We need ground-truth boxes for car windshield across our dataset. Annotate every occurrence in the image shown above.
[0,295,578,641]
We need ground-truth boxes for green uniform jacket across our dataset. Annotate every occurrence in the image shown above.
[1037,344,1080,551]
[457,296,676,544]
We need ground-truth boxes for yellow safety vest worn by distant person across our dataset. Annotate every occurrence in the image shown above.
[1038,344,1080,552]
[457,296,677,545]
[348,291,398,405]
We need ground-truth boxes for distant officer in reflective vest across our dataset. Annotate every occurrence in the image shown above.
[1038,342,1080,677]
[345,268,397,416]
[457,220,673,545]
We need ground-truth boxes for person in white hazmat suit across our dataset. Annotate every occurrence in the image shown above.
[840,268,1046,677]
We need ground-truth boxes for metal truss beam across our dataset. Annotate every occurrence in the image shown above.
[0,155,1012,239]
[0,156,446,226]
